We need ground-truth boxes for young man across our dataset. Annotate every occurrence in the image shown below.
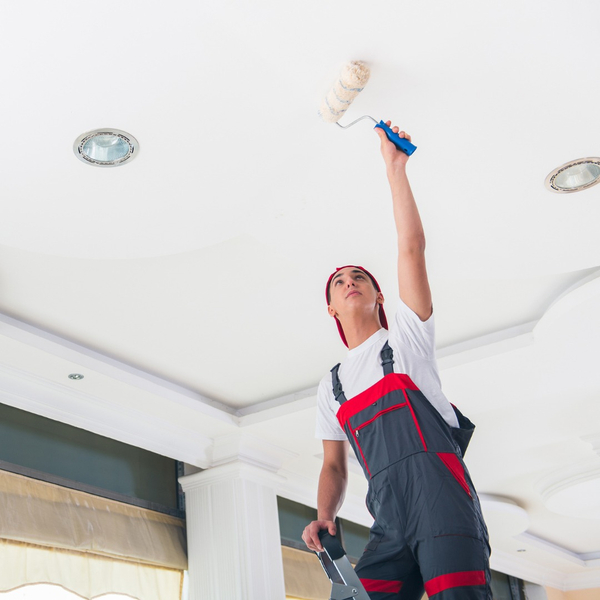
[302,123,492,599]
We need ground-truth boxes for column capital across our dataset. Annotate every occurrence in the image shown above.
[180,459,285,492]
[213,431,298,470]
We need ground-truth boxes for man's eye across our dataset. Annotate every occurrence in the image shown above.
[335,280,343,285]
[356,275,364,279]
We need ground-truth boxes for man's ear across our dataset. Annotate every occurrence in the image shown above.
[376,292,385,305]
[327,304,338,318]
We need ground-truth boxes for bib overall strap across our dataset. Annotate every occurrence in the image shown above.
[330,363,347,405]
[380,341,394,376]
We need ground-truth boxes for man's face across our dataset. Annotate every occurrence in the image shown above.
[327,267,383,319]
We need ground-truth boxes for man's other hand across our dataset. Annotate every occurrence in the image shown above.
[302,519,337,552]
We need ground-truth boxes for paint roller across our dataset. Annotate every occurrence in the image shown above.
[319,61,417,156]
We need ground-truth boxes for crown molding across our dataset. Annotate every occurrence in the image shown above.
[0,311,236,420]
[237,387,318,426]
[516,532,600,569]
[0,362,215,468]
[490,548,566,590]
[534,270,600,337]
[437,321,536,370]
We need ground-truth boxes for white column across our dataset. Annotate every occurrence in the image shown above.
[180,434,295,600]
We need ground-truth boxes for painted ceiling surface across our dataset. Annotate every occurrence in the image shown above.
[0,0,599,590]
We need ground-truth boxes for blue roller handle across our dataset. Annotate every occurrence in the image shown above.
[374,121,417,156]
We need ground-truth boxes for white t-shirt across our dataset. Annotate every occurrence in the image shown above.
[315,298,458,441]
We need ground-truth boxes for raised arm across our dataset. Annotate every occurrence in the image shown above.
[302,439,349,551]
[375,123,432,321]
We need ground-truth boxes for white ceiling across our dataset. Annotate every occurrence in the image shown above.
[1,0,600,592]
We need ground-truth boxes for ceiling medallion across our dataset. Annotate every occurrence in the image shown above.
[539,463,600,519]
[478,494,529,537]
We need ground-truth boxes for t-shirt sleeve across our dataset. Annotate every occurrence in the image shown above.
[390,296,436,359]
[315,374,347,441]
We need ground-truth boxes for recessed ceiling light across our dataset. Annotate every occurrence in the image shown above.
[68,373,84,380]
[73,128,139,167]
[545,158,600,193]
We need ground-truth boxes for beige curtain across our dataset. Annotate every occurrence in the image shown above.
[281,545,332,600]
[0,470,187,600]
[0,539,183,600]
[281,545,427,600]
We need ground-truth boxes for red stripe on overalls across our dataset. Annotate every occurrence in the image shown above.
[402,388,427,451]
[424,570,486,596]
[436,452,472,497]
[336,373,419,429]
[361,578,403,594]
[349,427,371,478]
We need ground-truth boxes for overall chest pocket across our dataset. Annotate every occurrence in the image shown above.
[350,401,426,478]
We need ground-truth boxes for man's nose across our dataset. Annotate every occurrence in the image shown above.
[347,279,355,287]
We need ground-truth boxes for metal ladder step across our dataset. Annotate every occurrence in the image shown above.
[316,531,370,600]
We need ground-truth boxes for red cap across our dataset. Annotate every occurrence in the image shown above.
[325,265,388,347]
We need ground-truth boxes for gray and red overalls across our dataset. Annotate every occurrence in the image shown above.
[332,342,492,599]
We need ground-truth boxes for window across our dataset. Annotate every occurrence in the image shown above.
[0,402,183,517]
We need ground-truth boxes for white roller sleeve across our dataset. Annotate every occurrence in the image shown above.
[319,61,371,123]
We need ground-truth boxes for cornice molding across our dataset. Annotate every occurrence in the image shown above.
[516,532,600,569]
[534,270,600,337]
[490,548,566,590]
[0,363,215,468]
[563,570,600,591]
[0,311,236,420]
[0,310,547,426]
[237,387,318,426]
[437,321,536,370]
